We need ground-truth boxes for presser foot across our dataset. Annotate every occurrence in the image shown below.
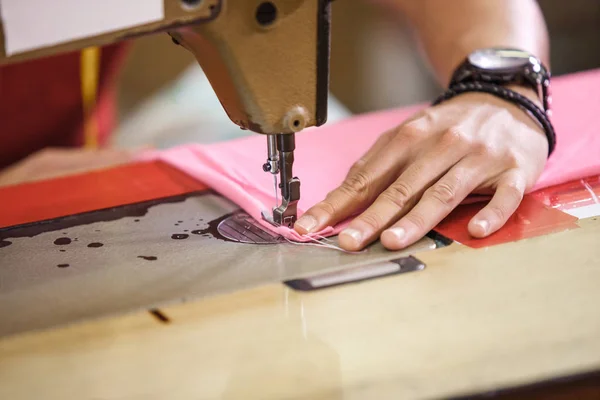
[262,133,300,228]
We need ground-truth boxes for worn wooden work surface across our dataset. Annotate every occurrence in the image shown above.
[1,216,599,399]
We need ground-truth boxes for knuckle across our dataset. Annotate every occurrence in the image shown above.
[316,199,337,217]
[380,181,413,209]
[472,141,492,157]
[503,182,525,203]
[405,212,427,231]
[503,152,521,168]
[488,205,507,222]
[358,212,385,232]
[396,123,425,143]
[379,128,396,142]
[426,182,457,206]
[347,158,367,177]
[340,171,371,203]
[477,143,505,161]
[441,127,470,147]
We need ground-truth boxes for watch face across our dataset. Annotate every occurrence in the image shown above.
[468,48,533,71]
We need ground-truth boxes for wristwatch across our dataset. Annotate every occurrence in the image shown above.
[434,47,556,156]
[449,47,552,115]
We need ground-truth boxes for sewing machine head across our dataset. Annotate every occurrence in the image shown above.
[0,0,333,227]
[173,0,333,227]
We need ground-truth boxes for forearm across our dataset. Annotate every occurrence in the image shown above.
[385,0,549,87]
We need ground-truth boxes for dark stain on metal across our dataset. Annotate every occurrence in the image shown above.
[0,240,11,248]
[171,234,189,240]
[190,212,234,242]
[54,237,72,246]
[0,191,208,241]
[148,309,170,324]
[87,242,104,248]
[138,256,157,261]
[57,264,70,268]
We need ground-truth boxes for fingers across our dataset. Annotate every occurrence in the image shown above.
[337,139,470,251]
[294,127,419,234]
[468,171,525,238]
[379,159,488,250]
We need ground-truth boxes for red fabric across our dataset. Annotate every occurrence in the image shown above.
[0,161,207,229]
[434,196,579,248]
[0,43,128,169]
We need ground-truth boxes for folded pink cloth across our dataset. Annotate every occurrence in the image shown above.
[143,68,600,240]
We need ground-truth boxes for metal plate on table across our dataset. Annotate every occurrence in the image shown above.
[0,192,439,338]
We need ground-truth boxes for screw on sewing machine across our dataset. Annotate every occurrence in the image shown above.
[256,2,278,26]
[180,0,204,11]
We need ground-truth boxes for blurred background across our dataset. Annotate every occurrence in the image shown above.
[114,0,600,148]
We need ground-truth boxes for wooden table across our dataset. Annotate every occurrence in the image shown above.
[1,215,599,399]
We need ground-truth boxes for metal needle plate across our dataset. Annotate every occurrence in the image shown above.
[217,210,286,244]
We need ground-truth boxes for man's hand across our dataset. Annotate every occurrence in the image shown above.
[294,91,548,251]
[0,147,138,187]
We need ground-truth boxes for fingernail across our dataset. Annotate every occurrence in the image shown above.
[474,219,489,235]
[295,215,318,233]
[387,227,406,242]
[340,228,362,246]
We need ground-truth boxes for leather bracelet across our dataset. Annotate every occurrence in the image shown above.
[432,82,556,156]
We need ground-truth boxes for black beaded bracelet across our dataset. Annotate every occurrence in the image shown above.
[432,82,556,156]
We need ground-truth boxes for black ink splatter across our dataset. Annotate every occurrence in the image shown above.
[189,213,237,242]
[171,234,189,240]
[177,220,183,223]
[57,264,70,268]
[0,192,205,242]
[54,237,72,245]
[87,242,104,248]
[138,256,157,261]
[0,240,12,248]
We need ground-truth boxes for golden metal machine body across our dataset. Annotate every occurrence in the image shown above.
[0,0,333,225]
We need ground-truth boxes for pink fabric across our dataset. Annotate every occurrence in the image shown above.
[143,69,600,240]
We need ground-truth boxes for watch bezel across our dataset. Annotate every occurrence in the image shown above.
[451,47,552,113]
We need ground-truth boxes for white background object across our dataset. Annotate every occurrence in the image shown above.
[564,204,600,220]
[1,0,164,55]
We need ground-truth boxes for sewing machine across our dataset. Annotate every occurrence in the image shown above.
[0,0,332,227]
